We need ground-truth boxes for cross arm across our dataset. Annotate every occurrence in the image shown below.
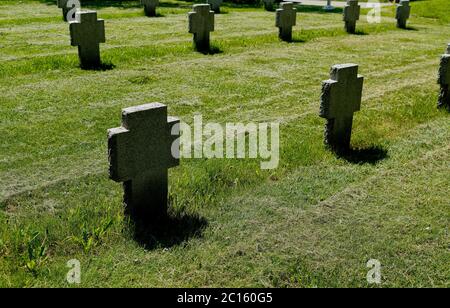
[188,12,198,34]
[320,79,338,119]
[108,126,132,182]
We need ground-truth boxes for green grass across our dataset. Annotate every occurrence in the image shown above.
[0,0,449,287]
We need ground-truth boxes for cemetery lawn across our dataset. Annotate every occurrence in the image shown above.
[0,0,449,287]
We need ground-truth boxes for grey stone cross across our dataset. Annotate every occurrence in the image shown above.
[69,11,105,69]
[108,103,180,223]
[141,0,159,17]
[396,0,411,29]
[320,64,364,151]
[343,0,360,34]
[188,4,215,52]
[438,44,450,109]
[276,2,297,42]
[207,0,223,14]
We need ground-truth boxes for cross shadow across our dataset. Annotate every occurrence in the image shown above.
[197,45,223,55]
[353,30,368,36]
[289,37,307,43]
[80,61,116,71]
[297,5,344,14]
[336,146,388,165]
[131,213,208,250]
[404,26,419,31]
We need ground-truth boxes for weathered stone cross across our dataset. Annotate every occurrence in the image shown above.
[69,11,105,69]
[108,103,180,224]
[276,2,297,42]
[438,44,450,109]
[188,4,215,52]
[207,0,223,14]
[343,0,360,34]
[396,0,411,29]
[320,64,364,151]
[141,0,159,17]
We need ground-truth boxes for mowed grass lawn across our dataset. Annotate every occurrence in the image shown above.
[0,0,449,287]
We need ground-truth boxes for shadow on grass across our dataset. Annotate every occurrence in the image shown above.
[297,5,343,14]
[197,45,223,55]
[404,26,419,31]
[337,146,388,165]
[353,30,368,36]
[80,61,116,71]
[132,213,208,250]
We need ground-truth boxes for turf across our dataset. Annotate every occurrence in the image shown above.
[0,0,448,287]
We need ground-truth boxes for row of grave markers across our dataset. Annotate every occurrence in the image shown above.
[108,44,450,226]
[66,1,412,67]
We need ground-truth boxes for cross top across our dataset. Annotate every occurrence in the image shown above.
[108,103,180,221]
[320,64,364,150]
[69,11,105,68]
[141,0,159,17]
[345,0,360,19]
[188,4,215,51]
[439,54,450,86]
[276,2,297,41]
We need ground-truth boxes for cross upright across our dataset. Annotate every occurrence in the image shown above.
[207,0,223,14]
[438,45,450,109]
[69,11,105,69]
[276,2,297,42]
[320,64,364,151]
[188,4,215,52]
[396,0,411,29]
[343,0,360,34]
[108,103,180,224]
[141,0,159,17]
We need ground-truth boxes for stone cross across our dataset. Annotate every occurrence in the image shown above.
[69,11,105,69]
[396,0,411,29]
[438,45,450,109]
[343,0,360,34]
[141,0,159,17]
[276,2,297,42]
[320,64,364,151]
[207,0,223,14]
[108,103,180,224]
[188,4,215,52]
[263,0,275,11]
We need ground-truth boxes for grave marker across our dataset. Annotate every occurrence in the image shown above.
[188,4,215,52]
[263,0,275,11]
[396,0,411,29]
[438,45,450,109]
[108,103,180,223]
[343,0,360,34]
[141,0,159,17]
[207,0,223,14]
[320,64,364,151]
[276,2,297,42]
[69,11,105,68]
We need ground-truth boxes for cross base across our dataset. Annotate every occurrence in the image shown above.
[279,27,292,42]
[323,5,335,11]
[438,85,450,110]
[193,31,210,52]
[325,116,354,151]
[78,45,101,69]
[345,21,357,34]
[144,5,157,17]
[397,19,407,29]
[124,169,169,225]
